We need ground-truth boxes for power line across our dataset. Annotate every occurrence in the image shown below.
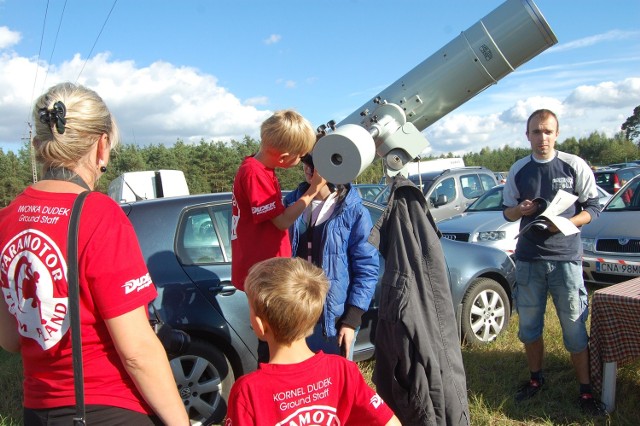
[20,0,118,154]
[25,0,51,132]
[41,0,69,94]
[75,0,119,82]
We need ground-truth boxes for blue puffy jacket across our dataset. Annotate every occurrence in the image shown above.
[284,183,379,337]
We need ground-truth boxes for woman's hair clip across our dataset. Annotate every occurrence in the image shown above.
[38,101,67,135]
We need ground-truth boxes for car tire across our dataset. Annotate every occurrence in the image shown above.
[170,338,234,425]
[461,277,510,345]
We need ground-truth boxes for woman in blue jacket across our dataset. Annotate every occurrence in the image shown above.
[284,154,379,360]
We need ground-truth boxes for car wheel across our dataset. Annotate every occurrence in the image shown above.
[170,338,234,425]
[461,277,510,345]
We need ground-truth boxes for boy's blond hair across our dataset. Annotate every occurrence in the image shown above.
[260,109,316,156]
[245,257,328,344]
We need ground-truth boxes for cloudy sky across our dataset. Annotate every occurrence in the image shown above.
[0,0,639,157]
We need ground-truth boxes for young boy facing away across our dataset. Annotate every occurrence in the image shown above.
[225,257,401,426]
[231,109,326,291]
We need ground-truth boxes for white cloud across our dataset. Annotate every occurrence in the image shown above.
[276,78,296,89]
[264,34,281,45]
[550,30,640,53]
[564,77,640,108]
[0,52,272,148]
[1,46,636,158]
[0,26,20,49]
[244,96,268,106]
[422,78,639,156]
[500,97,564,124]
[425,113,507,155]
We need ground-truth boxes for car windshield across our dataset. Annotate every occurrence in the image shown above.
[603,176,640,211]
[373,178,436,205]
[465,186,504,212]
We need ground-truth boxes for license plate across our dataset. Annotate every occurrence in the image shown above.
[596,262,640,275]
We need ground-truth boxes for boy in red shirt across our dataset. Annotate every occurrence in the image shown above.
[231,109,326,291]
[225,257,400,426]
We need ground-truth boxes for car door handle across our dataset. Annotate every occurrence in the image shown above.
[209,284,237,296]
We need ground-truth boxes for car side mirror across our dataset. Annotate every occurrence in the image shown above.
[434,194,448,207]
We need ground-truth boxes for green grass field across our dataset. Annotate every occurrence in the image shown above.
[358,290,640,426]
[2,291,639,425]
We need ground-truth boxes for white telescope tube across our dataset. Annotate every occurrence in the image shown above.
[314,0,557,184]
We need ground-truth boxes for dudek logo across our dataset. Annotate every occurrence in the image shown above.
[252,201,276,215]
[123,273,153,294]
[370,394,383,409]
[0,229,69,350]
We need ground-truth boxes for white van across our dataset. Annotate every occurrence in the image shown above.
[108,170,190,203]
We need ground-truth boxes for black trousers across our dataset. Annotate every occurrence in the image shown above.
[23,405,163,426]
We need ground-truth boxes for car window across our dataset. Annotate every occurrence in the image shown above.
[619,168,640,182]
[212,206,233,261]
[373,186,391,205]
[595,172,612,186]
[467,187,504,211]
[356,185,384,202]
[176,206,230,265]
[460,174,482,199]
[604,177,640,211]
[429,177,456,206]
[480,173,497,191]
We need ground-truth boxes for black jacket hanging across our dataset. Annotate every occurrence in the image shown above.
[369,175,469,426]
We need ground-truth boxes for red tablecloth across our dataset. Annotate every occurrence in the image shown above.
[589,277,640,395]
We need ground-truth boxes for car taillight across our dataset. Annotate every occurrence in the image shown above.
[613,175,620,192]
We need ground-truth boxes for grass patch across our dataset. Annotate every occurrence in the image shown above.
[0,351,22,426]
[359,289,640,426]
[2,290,639,425]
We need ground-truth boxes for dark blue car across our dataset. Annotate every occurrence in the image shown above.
[122,192,516,424]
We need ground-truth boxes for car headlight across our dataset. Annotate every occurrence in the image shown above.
[477,231,506,241]
[581,237,595,253]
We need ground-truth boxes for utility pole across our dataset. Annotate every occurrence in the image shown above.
[22,122,37,183]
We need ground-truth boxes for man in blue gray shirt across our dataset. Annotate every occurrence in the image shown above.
[503,109,605,415]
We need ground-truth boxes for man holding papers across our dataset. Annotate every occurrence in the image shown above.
[503,109,605,415]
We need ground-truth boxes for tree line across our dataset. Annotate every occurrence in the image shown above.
[0,128,638,207]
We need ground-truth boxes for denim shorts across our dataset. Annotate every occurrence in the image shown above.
[514,260,589,353]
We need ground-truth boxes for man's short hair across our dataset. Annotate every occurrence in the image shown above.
[260,109,316,156]
[526,109,559,134]
[245,257,328,344]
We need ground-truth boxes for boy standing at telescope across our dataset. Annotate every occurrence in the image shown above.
[231,109,326,361]
[503,109,605,415]
[225,257,400,425]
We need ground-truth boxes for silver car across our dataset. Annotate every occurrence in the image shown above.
[373,167,498,222]
[438,185,519,257]
[438,184,612,258]
[581,175,640,286]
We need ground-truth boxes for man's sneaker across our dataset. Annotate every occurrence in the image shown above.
[515,378,544,402]
[578,393,608,416]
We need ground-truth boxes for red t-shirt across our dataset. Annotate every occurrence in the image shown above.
[231,156,290,290]
[225,351,395,425]
[0,188,157,413]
